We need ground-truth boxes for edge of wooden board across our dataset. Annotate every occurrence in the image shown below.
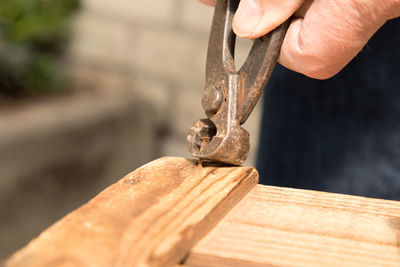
[6,157,259,267]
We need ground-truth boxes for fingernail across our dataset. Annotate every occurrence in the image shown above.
[233,0,263,37]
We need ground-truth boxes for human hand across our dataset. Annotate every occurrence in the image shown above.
[199,0,400,79]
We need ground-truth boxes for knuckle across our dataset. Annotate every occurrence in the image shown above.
[302,68,337,80]
[289,45,339,79]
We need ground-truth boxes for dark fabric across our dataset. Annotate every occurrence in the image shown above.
[256,18,400,200]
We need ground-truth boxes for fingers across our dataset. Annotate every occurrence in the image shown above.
[233,0,304,38]
[198,0,216,6]
[279,0,393,79]
[200,0,400,79]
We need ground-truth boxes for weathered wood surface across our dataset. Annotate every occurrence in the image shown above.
[6,157,258,267]
[185,185,400,267]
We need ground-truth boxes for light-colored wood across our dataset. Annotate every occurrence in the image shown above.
[6,157,258,267]
[185,184,400,267]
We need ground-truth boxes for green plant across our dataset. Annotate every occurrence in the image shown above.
[0,0,80,97]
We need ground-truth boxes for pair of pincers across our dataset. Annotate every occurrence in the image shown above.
[187,0,290,165]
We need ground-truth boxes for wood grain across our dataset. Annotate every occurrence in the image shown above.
[185,184,400,267]
[6,157,258,267]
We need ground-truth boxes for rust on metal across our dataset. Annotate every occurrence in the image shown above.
[187,0,290,165]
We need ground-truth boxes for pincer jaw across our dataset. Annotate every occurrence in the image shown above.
[186,119,250,166]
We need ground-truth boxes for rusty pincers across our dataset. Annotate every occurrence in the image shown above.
[187,0,290,165]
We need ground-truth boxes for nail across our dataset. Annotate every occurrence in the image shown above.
[233,0,263,37]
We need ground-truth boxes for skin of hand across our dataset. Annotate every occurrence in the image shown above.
[199,0,400,79]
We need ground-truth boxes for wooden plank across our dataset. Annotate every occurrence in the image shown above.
[185,184,400,267]
[5,157,258,267]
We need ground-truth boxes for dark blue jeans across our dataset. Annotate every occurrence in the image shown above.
[256,18,400,200]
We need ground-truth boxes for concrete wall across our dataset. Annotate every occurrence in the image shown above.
[0,0,263,259]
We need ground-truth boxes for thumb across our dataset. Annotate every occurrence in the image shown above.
[233,0,304,38]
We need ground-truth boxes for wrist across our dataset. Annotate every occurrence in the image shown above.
[380,0,400,20]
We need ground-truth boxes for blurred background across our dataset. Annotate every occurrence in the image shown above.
[0,0,261,259]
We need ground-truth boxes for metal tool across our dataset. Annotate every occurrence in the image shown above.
[187,0,290,165]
